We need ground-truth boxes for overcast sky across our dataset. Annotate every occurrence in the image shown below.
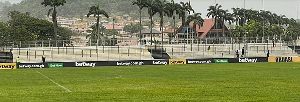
[0,0,21,4]
[174,0,299,19]
[2,0,300,19]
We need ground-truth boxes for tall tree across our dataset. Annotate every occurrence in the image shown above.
[86,4,109,41]
[177,1,194,27]
[153,0,169,49]
[207,3,223,38]
[186,13,204,40]
[146,0,158,45]
[41,0,66,40]
[132,0,148,45]
[219,10,234,38]
[165,0,180,43]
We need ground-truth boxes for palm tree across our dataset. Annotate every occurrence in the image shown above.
[176,1,194,44]
[186,13,204,41]
[165,0,180,43]
[232,8,242,26]
[145,0,158,45]
[219,10,234,38]
[132,0,148,45]
[153,0,169,49]
[207,4,223,39]
[178,2,194,27]
[41,0,66,41]
[86,4,109,41]
[86,25,106,41]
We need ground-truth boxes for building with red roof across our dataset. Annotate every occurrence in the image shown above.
[176,18,230,39]
[104,25,123,31]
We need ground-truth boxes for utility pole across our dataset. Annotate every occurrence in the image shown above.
[244,0,246,8]
[297,0,299,19]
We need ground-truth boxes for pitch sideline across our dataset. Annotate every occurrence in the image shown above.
[36,71,72,92]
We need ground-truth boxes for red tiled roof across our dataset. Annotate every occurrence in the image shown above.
[177,19,219,38]
[190,19,215,38]
[104,25,123,30]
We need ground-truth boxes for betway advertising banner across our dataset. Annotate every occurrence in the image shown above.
[63,61,109,67]
[227,57,268,63]
[186,59,214,64]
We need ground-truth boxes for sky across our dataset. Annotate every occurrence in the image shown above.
[174,0,299,19]
[2,0,300,19]
[0,0,21,4]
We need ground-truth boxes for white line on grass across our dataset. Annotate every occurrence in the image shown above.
[36,71,72,92]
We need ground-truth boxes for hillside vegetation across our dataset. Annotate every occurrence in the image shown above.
[0,0,139,21]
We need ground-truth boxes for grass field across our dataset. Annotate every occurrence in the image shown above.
[1,63,300,101]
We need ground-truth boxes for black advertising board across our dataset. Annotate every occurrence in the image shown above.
[186,59,214,64]
[224,57,268,63]
[151,60,169,65]
[108,60,146,66]
[107,60,169,66]
[63,61,109,67]
[18,63,48,68]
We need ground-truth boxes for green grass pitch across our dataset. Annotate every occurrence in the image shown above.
[1,63,300,101]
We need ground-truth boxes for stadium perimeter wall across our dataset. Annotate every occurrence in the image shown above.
[1,56,299,69]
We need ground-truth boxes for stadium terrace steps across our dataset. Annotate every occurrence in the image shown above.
[11,43,298,63]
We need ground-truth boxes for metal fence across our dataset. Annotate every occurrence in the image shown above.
[2,36,299,63]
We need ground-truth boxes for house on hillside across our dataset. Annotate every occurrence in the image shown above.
[176,19,230,41]
[104,25,123,31]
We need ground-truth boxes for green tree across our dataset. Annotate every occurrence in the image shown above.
[41,0,66,40]
[177,1,194,27]
[124,23,143,33]
[145,0,158,45]
[153,0,169,48]
[165,0,180,43]
[86,25,106,42]
[186,13,204,39]
[207,4,223,38]
[86,4,109,41]
[132,0,148,45]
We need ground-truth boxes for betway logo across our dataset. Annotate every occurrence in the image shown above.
[239,58,257,63]
[153,61,168,65]
[76,62,96,67]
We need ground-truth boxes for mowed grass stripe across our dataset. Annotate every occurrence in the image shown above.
[0,63,300,101]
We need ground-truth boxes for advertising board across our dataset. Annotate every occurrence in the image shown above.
[186,59,213,64]
[48,63,64,68]
[114,61,145,66]
[152,60,169,65]
[0,63,16,69]
[214,59,228,63]
[268,57,293,62]
[18,63,47,68]
[169,59,186,65]
[238,57,268,63]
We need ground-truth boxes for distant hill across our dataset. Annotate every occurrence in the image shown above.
[0,0,140,22]
[0,1,11,11]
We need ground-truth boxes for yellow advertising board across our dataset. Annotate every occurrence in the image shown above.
[0,63,16,69]
[169,59,186,65]
[292,57,300,62]
[268,57,294,62]
[268,57,276,62]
